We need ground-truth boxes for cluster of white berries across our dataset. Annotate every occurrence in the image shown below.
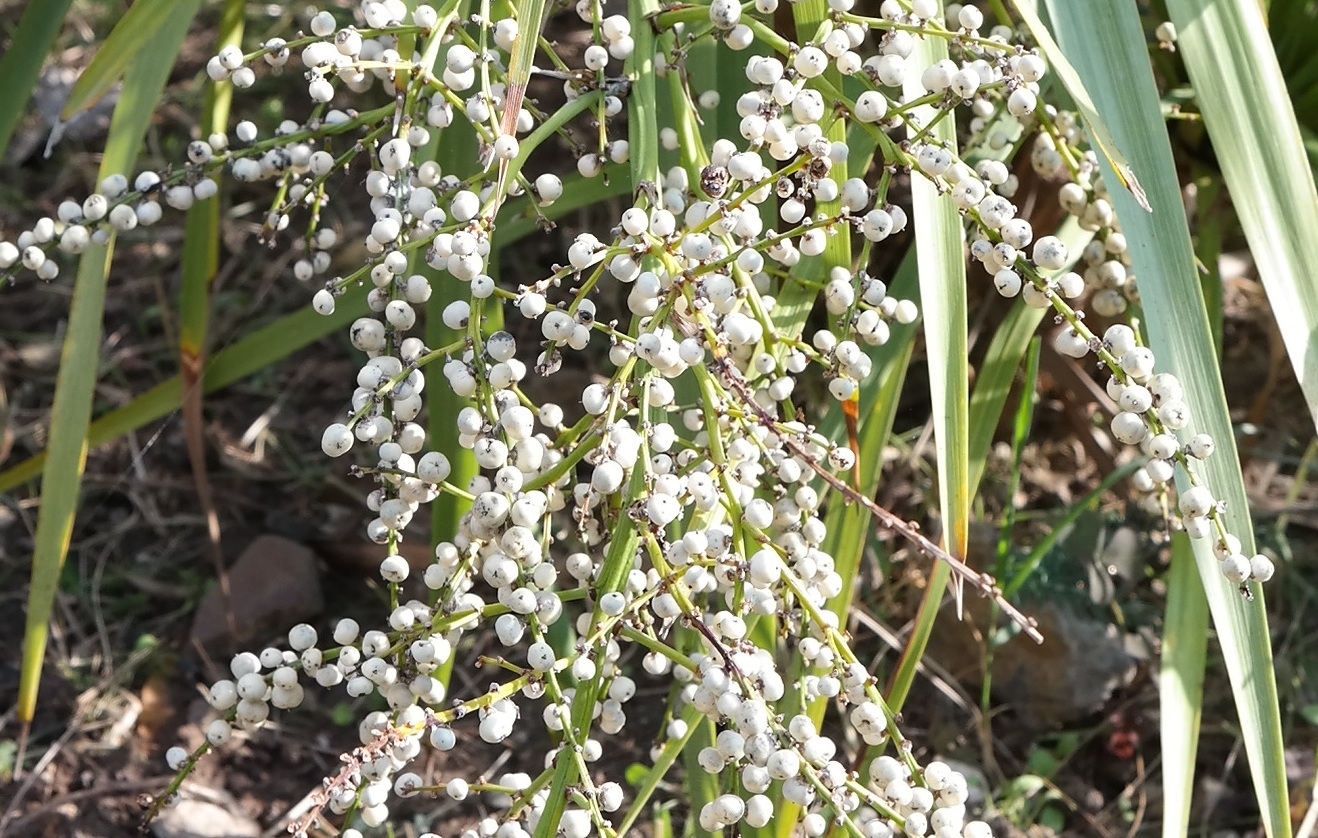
[0,169,217,285]
[0,93,388,288]
[0,0,1247,834]
[1041,297,1272,586]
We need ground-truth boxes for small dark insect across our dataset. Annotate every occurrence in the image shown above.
[806,155,832,180]
[700,164,731,199]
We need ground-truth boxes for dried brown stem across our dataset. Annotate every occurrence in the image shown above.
[711,354,1043,644]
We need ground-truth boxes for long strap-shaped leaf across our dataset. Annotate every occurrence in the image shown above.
[1161,533,1209,838]
[887,17,969,713]
[530,0,647,832]
[60,0,182,120]
[1167,0,1318,435]
[178,0,244,647]
[1045,4,1290,837]
[1011,0,1150,212]
[0,0,76,158]
[18,0,200,768]
[772,2,858,833]
[493,0,548,201]
[419,5,477,697]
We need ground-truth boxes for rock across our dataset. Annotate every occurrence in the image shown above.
[151,792,260,838]
[928,597,1136,731]
[189,535,322,657]
[6,65,119,164]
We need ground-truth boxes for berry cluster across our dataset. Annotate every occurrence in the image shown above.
[5,0,1268,835]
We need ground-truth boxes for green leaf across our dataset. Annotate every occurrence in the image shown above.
[497,169,632,241]
[0,0,76,159]
[423,71,480,662]
[967,218,1092,491]
[627,0,662,192]
[1160,533,1209,838]
[1005,459,1142,598]
[1045,3,1291,837]
[887,23,968,713]
[615,706,703,836]
[179,0,243,360]
[536,462,645,838]
[61,0,184,121]
[19,246,110,735]
[681,716,720,838]
[624,762,649,788]
[968,304,1046,493]
[20,0,198,738]
[773,3,856,833]
[1168,0,1318,434]
[497,0,547,144]
[176,0,243,639]
[816,254,922,586]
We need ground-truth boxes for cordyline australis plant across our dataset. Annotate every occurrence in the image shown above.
[3,0,1283,835]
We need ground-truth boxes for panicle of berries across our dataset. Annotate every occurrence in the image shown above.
[22,0,1252,835]
[968,112,1270,590]
[139,1,1045,834]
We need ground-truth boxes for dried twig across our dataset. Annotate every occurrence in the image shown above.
[711,354,1043,644]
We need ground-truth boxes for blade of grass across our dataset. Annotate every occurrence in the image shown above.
[681,716,720,838]
[17,241,110,775]
[1004,458,1142,599]
[502,0,547,131]
[980,337,1038,722]
[663,25,711,190]
[0,0,76,159]
[18,0,198,768]
[1168,0,1318,435]
[492,0,547,198]
[60,0,182,121]
[615,705,703,835]
[686,24,755,154]
[1190,173,1225,357]
[816,253,919,455]
[778,0,848,350]
[411,4,471,695]
[981,336,1041,717]
[887,24,969,714]
[967,304,1046,493]
[497,169,631,240]
[816,256,920,792]
[644,15,766,826]
[628,0,661,193]
[533,468,644,838]
[1160,532,1209,838]
[993,336,1041,577]
[1046,3,1291,836]
[808,253,921,724]
[0,283,368,495]
[425,103,480,623]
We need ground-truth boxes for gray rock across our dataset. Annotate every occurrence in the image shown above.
[151,793,260,838]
